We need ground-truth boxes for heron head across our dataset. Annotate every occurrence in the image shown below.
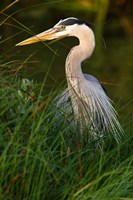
[16,17,94,46]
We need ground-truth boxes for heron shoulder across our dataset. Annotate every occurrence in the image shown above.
[84,73,100,83]
[84,73,107,94]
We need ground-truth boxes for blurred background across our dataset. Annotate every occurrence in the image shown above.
[0,0,133,121]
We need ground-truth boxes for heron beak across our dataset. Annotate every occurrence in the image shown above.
[16,28,59,46]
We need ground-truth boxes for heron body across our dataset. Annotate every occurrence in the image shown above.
[16,17,123,142]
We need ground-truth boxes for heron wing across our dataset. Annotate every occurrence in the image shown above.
[54,73,124,142]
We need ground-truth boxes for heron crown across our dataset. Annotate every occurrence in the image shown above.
[56,17,94,30]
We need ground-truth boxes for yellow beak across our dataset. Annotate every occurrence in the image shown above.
[16,28,58,46]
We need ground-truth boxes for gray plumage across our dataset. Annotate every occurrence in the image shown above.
[16,17,124,142]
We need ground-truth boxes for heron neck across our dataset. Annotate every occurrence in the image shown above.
[65,46,82,80]
[65,35,95,82]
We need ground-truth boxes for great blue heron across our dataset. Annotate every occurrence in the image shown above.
[16,17,123,142]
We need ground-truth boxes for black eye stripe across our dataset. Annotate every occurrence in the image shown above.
[58,18,94,30]
[59,18,77,26]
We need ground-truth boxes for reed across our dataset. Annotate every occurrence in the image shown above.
[0,72,132,200]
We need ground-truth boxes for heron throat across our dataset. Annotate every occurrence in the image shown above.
[65,27,95,91]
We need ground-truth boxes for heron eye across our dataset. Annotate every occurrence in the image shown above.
[60,25,66,31]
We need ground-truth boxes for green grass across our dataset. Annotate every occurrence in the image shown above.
[0,72,133,200]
